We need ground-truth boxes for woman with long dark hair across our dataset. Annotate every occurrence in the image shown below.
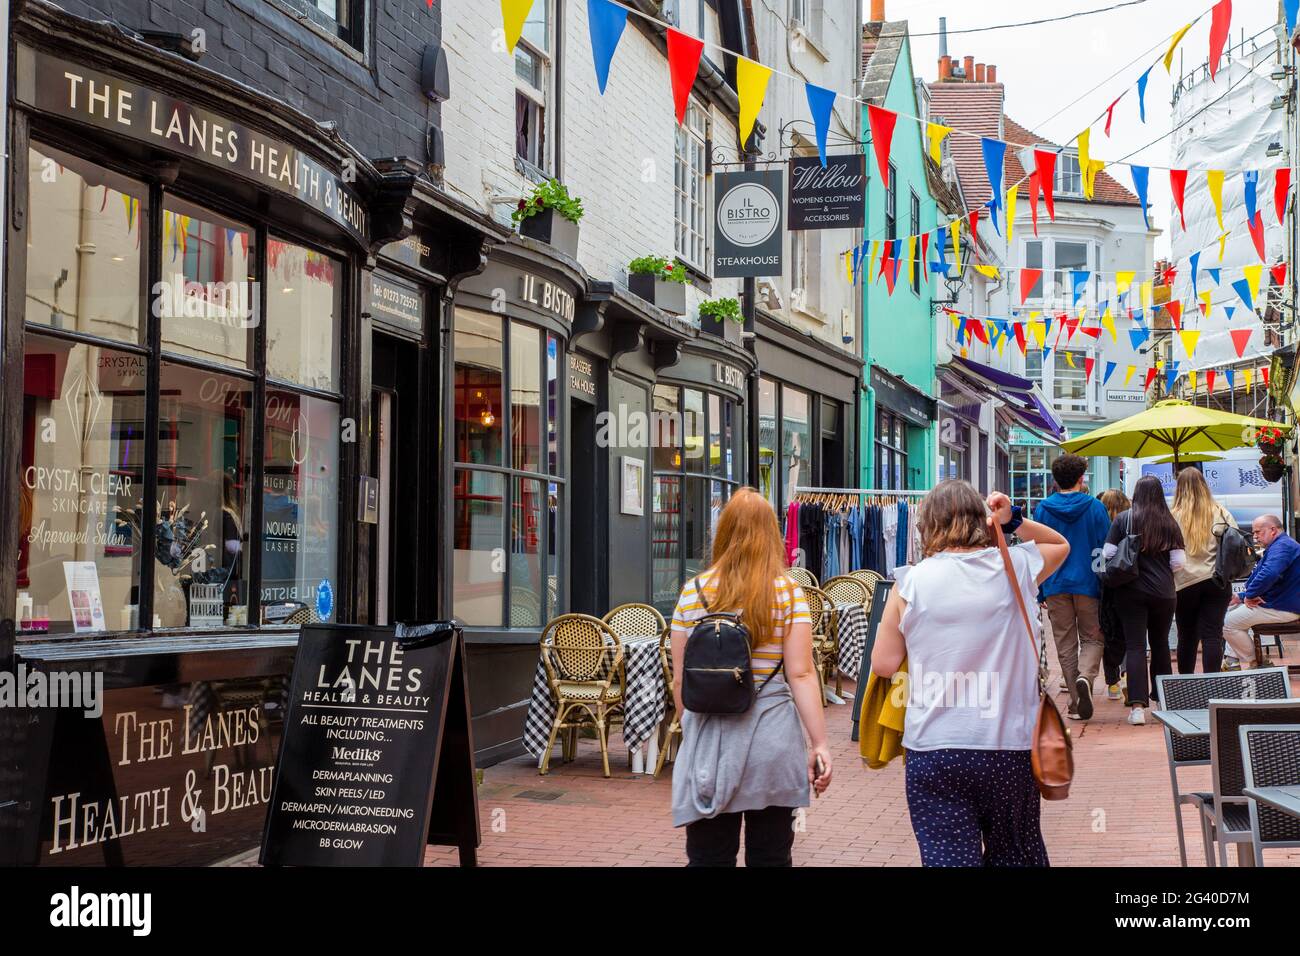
[1104,476,1186,725]
[1171,467,1238,674]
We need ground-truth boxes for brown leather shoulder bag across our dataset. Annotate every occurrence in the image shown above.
[994,523,1074,800]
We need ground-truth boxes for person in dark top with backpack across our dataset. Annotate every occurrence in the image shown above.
[1103,476,1186,725]
[1170,467,1241,674]
[670,488,830,866]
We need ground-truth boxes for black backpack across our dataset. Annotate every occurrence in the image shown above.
[1214,521,1256,587]
[681,580,783,715]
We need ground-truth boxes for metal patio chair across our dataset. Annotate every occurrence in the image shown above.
[1202,698,1300,866]
[1239,724,1300,866]
[1154,668,1291,866]
[538,614,625,778]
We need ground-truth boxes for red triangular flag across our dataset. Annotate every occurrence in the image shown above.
[969,318,988,344]
[1230,327,1253,358]
[1209,0,1232,81]
[1247,211,1266,262]
[878,240,892,283]
[1028,171,1041,237]
[1144,367,1158,391]
[1166,300,1182,330]
[1013,323,1027,355]
[1162,266,1178,287]
[1104,95,1122,137]
[1085,357,1095,381]
[1199,298,1210,316]
[1064,315,1079,341]
[882,246,897,294]
[969,208,980,245]
[1170,169,1188,230]
[1019,268,1042,305]
[867,105,897,189]
[1262,365,1270,387]
[921,232,930,276]
[1035,151,1057,221]
[1275,168,1291,224]
[1272,262,1288,286]
[1080,325,1102,338]
[1206,370,1217,394]
[667,29,705,125]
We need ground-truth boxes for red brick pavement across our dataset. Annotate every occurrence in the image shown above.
[427,652,1300,868]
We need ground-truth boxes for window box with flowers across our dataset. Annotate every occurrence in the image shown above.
[698,297,742,338]
[627,255,688,315]
[513,179,584,257]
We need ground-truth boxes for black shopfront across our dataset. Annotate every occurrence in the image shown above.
[0,15,496,865]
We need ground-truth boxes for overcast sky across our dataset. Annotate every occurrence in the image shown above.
[874,0,1283,257]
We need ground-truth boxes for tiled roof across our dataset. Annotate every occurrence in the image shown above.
[1002,115,1140,206]
[925,82,1004,207]
[860,22,908,105]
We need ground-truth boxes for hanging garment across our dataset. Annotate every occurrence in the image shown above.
[785,501,800,567]
[849,506,863,571]
[883,505,899,576]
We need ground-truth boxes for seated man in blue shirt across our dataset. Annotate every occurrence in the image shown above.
[1223,514,1300,668]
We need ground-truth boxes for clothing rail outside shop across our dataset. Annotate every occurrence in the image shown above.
[794,487,929,497]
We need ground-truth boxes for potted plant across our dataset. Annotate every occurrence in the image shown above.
[698,296,742,338]
[1255,424,1285,454]
[627,255,688,315]
[513,179,584,257]
[1259,453,1287,484]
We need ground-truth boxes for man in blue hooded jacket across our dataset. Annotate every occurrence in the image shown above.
[1034,454,1113,720]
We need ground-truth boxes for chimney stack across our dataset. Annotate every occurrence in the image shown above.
[964,55,975,80]
[938,17,948,58]
[987,64,997,83]
[939,55,953,80]
[870,0,886,22]
[975,63,986,82]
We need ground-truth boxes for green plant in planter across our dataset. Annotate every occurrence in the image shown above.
[699,297,743,324]
[512,179,585,226]
[628,255,688,284]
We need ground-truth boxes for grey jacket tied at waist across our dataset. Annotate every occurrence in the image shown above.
[671,676,810,828]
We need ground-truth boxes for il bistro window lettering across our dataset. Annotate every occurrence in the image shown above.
[17,144,342,638]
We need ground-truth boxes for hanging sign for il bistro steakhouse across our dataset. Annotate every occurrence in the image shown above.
[714,169,785,279]
[14,45,368,245]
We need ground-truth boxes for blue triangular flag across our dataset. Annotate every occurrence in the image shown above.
[1206,267,1221,286]
[891,238,903,283]
[1129,326,1151,350]
[1244,170,1259,225]
[1226,368,1236,390]
[981,138,1006,234]
[1071,270,1090,306]
[1288,0,1299,34]
[1042,347,1053,361]
[1103,361,1117,385]
[957,317,967,345]
[1189,251,1200,300]
[805,83,837,168]
[1131,165,1150,231]
[1232,277,1255,312]
[1166,362,1179,395]
[851,245,862,282]
[587,0,628,95]
[1137,68,1151,123]
[1225,305,1236,321]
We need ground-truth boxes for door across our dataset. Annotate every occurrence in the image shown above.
[370,333,423,624]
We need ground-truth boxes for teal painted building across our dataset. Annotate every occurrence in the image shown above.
[859,21,939,490]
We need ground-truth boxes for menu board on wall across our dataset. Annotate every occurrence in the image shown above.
[260,623,479,867]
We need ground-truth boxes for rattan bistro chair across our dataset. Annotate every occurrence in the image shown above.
[848,569,884,591]
[603,603,667,641]
[538,614,625,778]
[802,585,831,705]
[1239,724,1300,866]
[786,566,818,590]
[1202,697,1300,866]
[654,628,681,779]
[820,577,868,696]
[1154,668,1291,866]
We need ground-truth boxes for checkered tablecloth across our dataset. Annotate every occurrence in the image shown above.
[828,603,871,681]
[522,634,666,759]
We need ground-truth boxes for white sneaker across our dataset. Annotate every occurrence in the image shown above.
[1127,707,1146,726]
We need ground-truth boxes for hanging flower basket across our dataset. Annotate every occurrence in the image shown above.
[1259,454,1287,484]
[1254,424,1285,455]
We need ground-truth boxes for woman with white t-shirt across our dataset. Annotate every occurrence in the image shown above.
[871,481,1070,867]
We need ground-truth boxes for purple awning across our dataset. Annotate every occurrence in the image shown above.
[945,355,1066,442]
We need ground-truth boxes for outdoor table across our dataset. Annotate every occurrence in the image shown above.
[1243,786,1300,821]
[522,633,666,773]
[828,603,870,682]
[1151,709,1210,737]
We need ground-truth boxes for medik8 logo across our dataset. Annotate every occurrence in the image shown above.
[717,182,779,247]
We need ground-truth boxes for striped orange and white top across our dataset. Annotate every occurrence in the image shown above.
[670,571,812,677]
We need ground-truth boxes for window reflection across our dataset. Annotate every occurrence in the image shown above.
[453,469,504,626]
[267,239,341,390]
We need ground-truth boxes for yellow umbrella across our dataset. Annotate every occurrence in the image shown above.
[1061,400,1291,467]
[1150,453,1223,465]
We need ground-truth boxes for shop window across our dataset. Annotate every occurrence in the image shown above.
[547,335,561,475]
[454,310,504,465]
[652,475,682,609]
[161,198,255,369]
[18,336,145,636]
[1011,443,1053,515]
[683,389,705,474]
[820,398,843,487]
[265,239,342,391]
[452,470,505,627]
[26,145,148,345]
[261,390,340,616]
[875,407,909,491]
[511,323,542,472]
[511,477,544,627]
[155,363,251,628]
[781,385,811,510]
[515,1,552,175]
[675,100,711,273]
[758,377,778,507]
[652,385,681,472]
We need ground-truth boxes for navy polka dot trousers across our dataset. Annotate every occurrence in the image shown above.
[904,748,1050,867]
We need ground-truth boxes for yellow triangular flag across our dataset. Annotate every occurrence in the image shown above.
[905,236,917,284]
[1102,308,1117,342]
[501,0,537,54]
[1029,319,1046,349]
[1243,368,1254,389]
[1219,232,1228,261]
[1200,290,1213,319]
[974,264,999,280]
[1006,185,1018,249]
[1124,365,1137,386]
[1164,22,1194,72]
[1244,263,1263,303]
[1116,271,1136,295]
[927,123,951,165]
[1064,351,1076,369]
[949,219,962,275]
[1179,330,1201,358]
[736,57,773,146]
[1207,170,1225,232]
[1188,370,1197,393]
[845,251,853,283]
[1078,130,1105,200]
[869,240,880,283]
[1140,281,1153,310]
[950,312,962,335]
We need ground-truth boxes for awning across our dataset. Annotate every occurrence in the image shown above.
[870,365,937,428]
[942,356,1066,443]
